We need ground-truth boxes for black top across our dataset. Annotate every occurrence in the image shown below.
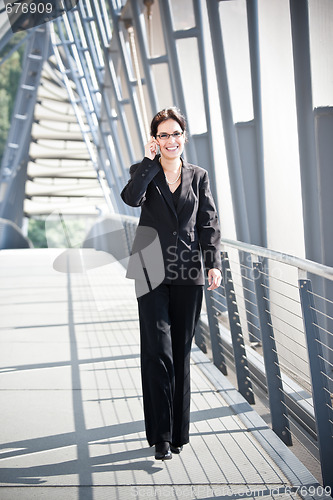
[171,182,182,209]
[121,156,221,285]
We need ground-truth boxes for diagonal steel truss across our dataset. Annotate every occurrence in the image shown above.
[1,0,331,272]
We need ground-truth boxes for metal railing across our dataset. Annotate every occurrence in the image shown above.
[199,237,333,493]
[85,215,333,493]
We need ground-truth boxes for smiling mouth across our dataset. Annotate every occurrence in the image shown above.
[166,146,178,151]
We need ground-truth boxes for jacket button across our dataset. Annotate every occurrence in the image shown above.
[173,231,177,236]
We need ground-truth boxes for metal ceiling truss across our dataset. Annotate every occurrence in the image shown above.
[1,0,332,274]
[26,58,107,217]
[1,0,260,228]
[0,25,50,226]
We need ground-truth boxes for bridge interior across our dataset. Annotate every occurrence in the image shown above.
[1,0,333,498]
[0,248,318,499]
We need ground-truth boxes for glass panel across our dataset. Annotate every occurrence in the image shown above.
[143,0,167,57]
[169,0,195,31]
[219,0,253,123]
[176,38,206,134]
[308,0,333,107]
[152,63,174,111]
[258,0,305,257]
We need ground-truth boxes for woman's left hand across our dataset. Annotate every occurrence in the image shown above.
[207,268,222,290]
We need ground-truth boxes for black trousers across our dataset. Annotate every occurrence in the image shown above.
[137,283,203,447]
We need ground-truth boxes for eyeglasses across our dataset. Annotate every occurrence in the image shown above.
[156,131,183,140]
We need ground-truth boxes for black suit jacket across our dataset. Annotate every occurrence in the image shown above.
[121,156,221,286]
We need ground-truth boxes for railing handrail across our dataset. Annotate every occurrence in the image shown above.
[221,237,333,281]
[111,214,333,280]
[89,214,333,489]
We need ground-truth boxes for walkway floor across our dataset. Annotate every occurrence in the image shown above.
[0,249,320,499]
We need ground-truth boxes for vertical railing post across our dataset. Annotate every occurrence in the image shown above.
[194,318,208,355]
[239,250,262,344]
[253,262,292,446]
[299,279,333,492]
[204,285,228,376]
[222,252,255,404]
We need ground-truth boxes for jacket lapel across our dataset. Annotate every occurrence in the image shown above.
[177,160,194,215]
[152,158,194,217]
[153,164,177,217]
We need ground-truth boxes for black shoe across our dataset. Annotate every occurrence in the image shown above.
[170,444,183,454]
[155,441,172,460]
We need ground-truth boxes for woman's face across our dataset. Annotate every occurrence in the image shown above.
[156,119,185,161]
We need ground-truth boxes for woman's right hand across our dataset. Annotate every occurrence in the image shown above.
[144,136,159,160]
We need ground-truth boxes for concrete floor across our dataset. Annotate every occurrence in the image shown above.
[0,249,322,499]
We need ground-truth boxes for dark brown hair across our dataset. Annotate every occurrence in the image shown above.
[150,107,187,138]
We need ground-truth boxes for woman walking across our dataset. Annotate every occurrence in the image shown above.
[121,107,221,460]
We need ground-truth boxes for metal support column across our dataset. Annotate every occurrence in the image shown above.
[206,0,250,244]
[289,0,322,265]
[130,0,159,115]
[158,0,197,163]
[222,252,255,404]
[253,262,292,446]
[191,0,219,203]
[61,7,130,202]
[204,285,228,376]
[108,3,149,151]
[246,0,266,248]
[299,279,333,491]
[0,25,49,226]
